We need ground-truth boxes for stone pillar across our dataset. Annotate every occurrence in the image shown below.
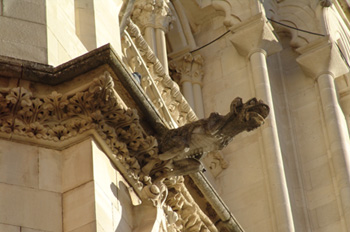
[132,0,173,74]
[296,37,350,230]
[178,53,195,109]
[192,54,205,119]
[229,14,295,232]
[175,53,205,118]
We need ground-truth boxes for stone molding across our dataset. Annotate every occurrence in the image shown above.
[122,32,177,128]
[132,0,174,32]
[126,19,197,126]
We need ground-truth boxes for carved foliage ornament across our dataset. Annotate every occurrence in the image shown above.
[0,72,158,188]
[132,0,174,32]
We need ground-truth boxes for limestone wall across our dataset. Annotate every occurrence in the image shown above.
[186,1,350,231]
[0,138,134,232]
[0,0,122,66]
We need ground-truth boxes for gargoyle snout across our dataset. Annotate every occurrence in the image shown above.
[245,98,270,119]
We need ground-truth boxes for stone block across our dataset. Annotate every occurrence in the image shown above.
[306,185,335,210]
[222,182,272,228]
[0,223,20,232]
[0,16,46,47]
[2,0,45,24]
[315,201,340,227]
[94,0,121,53]
[308,162,332,189]
[69,221,97,232]
[114,216,132,232]
[218,140,263,193]
[0,40,48,63]
[318,222,343,232]
[244,218,273,232]
[62,139,93,192]
[92,141,117,205]
[47,28,59,66]
[220,46,246,74]
[0,183,62,231]
[39,148,62,192]
[46,0,87,65]
[22,227,48,232]
[63,181,96,232]
[116,172,134,228]
[0,140,39,188]
[95,183,114,232]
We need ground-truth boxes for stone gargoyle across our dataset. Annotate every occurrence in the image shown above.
[144,97,269,181]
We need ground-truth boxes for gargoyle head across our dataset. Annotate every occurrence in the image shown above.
[216,97,269,138]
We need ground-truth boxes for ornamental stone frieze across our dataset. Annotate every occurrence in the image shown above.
[125,19,198,126]
[0,71,158,189]
[132,0,174,32]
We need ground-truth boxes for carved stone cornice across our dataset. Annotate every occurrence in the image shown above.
[0,72,158,190]
[132,0,174,32]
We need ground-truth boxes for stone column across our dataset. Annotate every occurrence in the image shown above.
[297,37,350,230]
[175,53,205,117]
[229,14,295,232]
[192,54,205,119]
[132,0,173,75]
[178,53,195,109]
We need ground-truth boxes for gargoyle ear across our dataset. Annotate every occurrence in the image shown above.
[230,97,243,113]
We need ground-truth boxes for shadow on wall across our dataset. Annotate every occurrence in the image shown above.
[110,180,134,232]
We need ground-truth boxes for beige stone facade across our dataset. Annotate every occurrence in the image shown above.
[2,0,350,232]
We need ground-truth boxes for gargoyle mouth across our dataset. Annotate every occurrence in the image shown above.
[243,99,269,130]
[185,153,203,160]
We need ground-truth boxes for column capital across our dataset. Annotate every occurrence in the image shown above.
[296,36,348,79]
[131,0,174,33]
[173,53,204,86]
[228,14,282,57]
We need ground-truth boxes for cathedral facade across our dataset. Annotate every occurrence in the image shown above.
[1,0,350,232]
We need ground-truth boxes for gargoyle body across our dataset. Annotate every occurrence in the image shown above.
[147,97,269,180]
